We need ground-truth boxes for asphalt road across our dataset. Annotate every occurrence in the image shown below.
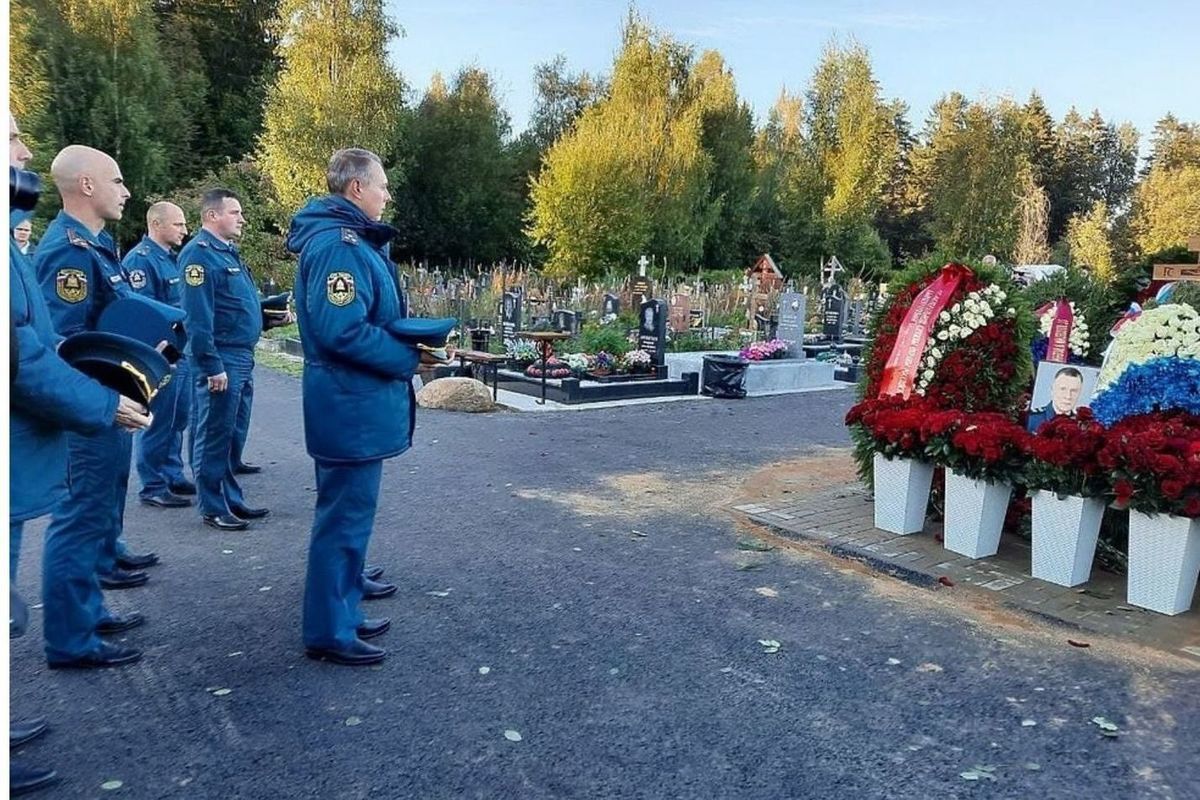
[10,368,1200,799]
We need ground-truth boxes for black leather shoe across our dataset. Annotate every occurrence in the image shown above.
[116,550,160,570]
[9,759,58,796]
[230,505,270,520]
[305,639,386,666]
[97,568,149,590]
[141,492,192,509]
[356,618,391,640]
[234,462,263,475]
[363,565,385,582]
[47,642,142,670]
[169,481,197,496]
[10,717,48,748]
[96,611,145,635]
[203,514,249,531]
[362,578,398,600]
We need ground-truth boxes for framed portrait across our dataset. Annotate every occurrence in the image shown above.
[1027,361,1102,433]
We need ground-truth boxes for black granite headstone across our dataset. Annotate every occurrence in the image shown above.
[637,299,667,366]
[602,293,620,318]
[822,286,847,342]
[553,309,579,334]
[502,290,522,346]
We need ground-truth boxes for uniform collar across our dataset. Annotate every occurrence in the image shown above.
[197,227,236,252]
[56,210,117,256]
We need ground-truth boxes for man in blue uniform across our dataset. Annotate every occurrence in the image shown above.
[33,146,172,669]
[288,148,452,666]
[179,189,270,531]
[124,201,196,507]
[9,115,153,796]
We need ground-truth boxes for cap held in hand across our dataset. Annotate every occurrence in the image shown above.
[59,332,173,406]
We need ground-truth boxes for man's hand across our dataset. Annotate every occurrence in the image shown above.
[115,395,153,431]
[208,372,229,392]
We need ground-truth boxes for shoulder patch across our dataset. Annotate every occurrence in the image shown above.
[326,271,356,306]
[66,229,91,249]
[197,240,210,248]
[185,264,205,287]
[341,228,359,245]
[56,268,88,303]
[129,269,147,290]
[137,247,150,256]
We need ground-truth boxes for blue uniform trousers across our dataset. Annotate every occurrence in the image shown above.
[42,427,129,660]
[193,348,253,517]
[11,519,25,581]
[302,459,383,649]
[232,372,253,468]
[136,357,192,497]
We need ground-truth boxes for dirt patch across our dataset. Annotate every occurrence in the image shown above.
[514,469,737,518]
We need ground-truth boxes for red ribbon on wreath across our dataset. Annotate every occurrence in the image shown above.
[878,263,970,399]
[1037,298,1075,363]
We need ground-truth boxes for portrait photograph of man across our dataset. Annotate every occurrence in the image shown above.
[1027,362,1101,433]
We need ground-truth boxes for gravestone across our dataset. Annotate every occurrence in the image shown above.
[668,294,691,333]
[822,285,847,342]
[553,309,580,335]
[637,299,667,366]
[776,292,806,358]
[631,276,651,308]
[846,300,867,339]
[689,308,705,329]
[501,290,522,347]
[602,293,621,318]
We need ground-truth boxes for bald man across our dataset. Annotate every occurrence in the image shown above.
[124,202,196,508]
[33,145,157,668]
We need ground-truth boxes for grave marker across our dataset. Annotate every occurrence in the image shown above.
[501,290,522,347]
[776,292,806,358]
[637,299,667,366]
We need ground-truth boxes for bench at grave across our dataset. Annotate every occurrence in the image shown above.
[453,349,508,401]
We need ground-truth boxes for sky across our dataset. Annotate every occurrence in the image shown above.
[387,0,1198,154]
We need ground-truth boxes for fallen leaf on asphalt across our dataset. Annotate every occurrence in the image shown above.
[916,663,943,673]
[755,587,778,598]
[258,586,271,592]
[211,688,232,697]
[1091,716,1119,735]
[758,639,781,654]
[1025,763,1041,771]
[345,717,362,726]
[478,666,491,675]
[735,563,765,571]
[886,658,901,665]
[1021,719,1037,727]
[227,651,243,657]
[937,576,956,587]
[101,780,124,790]
[504,730,523,742]
[630,529,648,538]
[426,590,451,598]
[959,765,998,782]
[1067,639,1091,648]
[221,550,233,555]
[737,538,774,552]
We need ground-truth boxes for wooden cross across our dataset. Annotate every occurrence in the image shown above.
[1152,235,1200,283]
[637,254,650,277]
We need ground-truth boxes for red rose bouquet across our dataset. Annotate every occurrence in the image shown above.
[1022,408,1109,498]
[921,410,1031,484]
[1096,410,1200,518]
[844,395,936,461]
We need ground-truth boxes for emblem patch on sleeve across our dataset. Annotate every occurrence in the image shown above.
[129,269,147,290]
[55,269,88,303]
[185,265,205,286]
[327,272,356,306]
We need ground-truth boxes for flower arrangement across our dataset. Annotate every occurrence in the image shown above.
[525,357,572,379]
[591,351,617,374]
[1022,408,1109,498]
[921,410,1031,484]
[1030,300,1090,365]
[849,258,1034,483]
[562,352,592,376]
[1096,410,1200,518]
[621,349,654,373]
[739,339,790,361]
[1091,303,1200,426]
[844,395,936,461]
[505,340,539,365]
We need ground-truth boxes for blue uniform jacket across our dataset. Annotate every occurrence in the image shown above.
[10,234,118,522]
[178,228,263,378]
[123,235,184,307]
[35,211,134,337]
[287,195,420,464]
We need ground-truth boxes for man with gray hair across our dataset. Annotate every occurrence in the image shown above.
[124,201,195,509]
[286,148,453,665]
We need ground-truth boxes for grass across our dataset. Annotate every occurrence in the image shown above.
[256,349,303,378]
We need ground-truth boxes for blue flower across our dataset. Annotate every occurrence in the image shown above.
[1091,357,1200,425]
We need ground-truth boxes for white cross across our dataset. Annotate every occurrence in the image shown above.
[637,255,649,277]
[821,256,844,288]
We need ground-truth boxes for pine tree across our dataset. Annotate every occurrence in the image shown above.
[1066,200,1115,282]
[259,0,405,212]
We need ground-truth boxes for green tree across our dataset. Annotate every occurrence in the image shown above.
[746,90,804,264]
[1129,162,1200,253]
[1065,200,1115,282]
[259,0,405,212]
[18,0,197,245]
[394,67,524,265]
[528,15,713,279]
